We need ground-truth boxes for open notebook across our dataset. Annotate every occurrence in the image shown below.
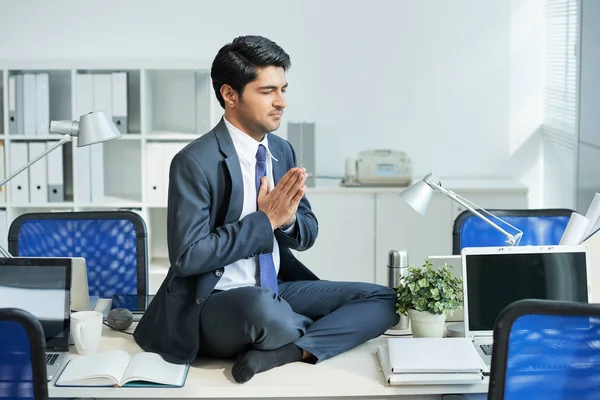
[55,350,189,387]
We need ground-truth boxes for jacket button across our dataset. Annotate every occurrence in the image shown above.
[215,269,223,277]
[196,297,203,305]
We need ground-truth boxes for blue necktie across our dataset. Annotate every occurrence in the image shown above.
[255,144,279,294]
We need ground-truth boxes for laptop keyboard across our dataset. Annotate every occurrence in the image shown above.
[480,344,493,355]
[46,353,59,365]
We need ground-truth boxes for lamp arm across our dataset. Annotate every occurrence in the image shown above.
[0,135,72,188]
[433,184,520,245]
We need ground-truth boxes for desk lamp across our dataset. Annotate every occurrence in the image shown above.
[400,173,523,246]
[0,111,122,257]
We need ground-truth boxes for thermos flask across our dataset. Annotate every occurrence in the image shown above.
[388,249,410,330]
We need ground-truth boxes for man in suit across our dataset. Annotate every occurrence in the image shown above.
[134,35,399,383]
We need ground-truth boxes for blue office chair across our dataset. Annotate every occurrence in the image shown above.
[8,210,148,299]
[488,299,600,400]
[452,208,574,254]
[0,308,49,400]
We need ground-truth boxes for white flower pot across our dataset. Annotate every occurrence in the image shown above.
[407,309,446,338]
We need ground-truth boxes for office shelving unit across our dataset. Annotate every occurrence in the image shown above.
[0,60,223,290]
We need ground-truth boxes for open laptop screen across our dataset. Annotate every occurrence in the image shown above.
[0,258,71,350]
[465,251,588,332]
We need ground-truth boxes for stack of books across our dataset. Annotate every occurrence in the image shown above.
[377,338,484,386]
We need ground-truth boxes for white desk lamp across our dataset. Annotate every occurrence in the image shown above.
[0,111,122,258]
[400,173,523,246]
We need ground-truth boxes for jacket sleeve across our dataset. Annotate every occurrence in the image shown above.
[167,151,274,277]
[274,142,318,251]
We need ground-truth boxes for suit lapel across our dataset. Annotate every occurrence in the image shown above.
[268,136,285,184]
[214,119,244,224]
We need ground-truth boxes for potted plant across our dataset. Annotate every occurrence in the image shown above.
[395,258,463,338]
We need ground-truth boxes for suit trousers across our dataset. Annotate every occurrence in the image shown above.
[198,280,399,362]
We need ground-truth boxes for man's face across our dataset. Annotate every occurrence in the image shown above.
[235,66,287,138]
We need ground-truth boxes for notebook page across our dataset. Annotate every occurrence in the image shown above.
[56,350,131,386]
[122,352,187,386]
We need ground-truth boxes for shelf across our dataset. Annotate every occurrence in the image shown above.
[77,195,142,209]
[75,69,142,134]
[10,203,75,208]
[117,134,142,140]
[144,70,211,135]
[145,132,198,141]
[8,134,66,141]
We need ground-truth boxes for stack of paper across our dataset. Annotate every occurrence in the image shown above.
[377,338,484,386]
[560,193,600,245]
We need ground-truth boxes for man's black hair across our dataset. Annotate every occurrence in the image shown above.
[211,35,291,108]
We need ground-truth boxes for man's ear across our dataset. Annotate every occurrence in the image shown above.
[220,85,238,109]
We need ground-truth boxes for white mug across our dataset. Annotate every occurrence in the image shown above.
[70,310,103,356]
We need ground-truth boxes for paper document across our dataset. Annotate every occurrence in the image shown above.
[560,212,591,245]
[583,193,600,239]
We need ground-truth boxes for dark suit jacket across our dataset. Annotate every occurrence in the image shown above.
[133,118,319,364]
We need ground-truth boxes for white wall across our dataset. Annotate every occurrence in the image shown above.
[0,0,545,190]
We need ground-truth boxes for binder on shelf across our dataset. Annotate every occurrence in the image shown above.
[74,143,91,203]
[35,73,50,136]
[28,142,48,204]
[15,74,25,135]
[145,143,164,204]
[22,74,37,135]
[47,140,64,202]
[90,144,104,203]
[92,73,112,118]
[9,142,30,204]
[111,72,128,134]
[89,73,111,203]
[75,74,94,203]
[76,73,94,116]
[0,141,5,203]
[8,75,17,134]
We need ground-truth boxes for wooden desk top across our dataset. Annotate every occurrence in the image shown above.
[48,325,489,399]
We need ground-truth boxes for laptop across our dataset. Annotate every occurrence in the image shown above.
[427,255,463,322]
[18,257,92,312]
[462,245,590,374]
[0,257,72,381]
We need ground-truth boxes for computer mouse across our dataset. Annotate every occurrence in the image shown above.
[106,308,134,331]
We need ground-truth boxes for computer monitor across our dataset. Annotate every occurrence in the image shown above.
[0,257,71,351]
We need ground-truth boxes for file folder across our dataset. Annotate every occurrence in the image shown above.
[22,74,37,135]
[145,143,164,204]
[75,74,94,203]
[47,140,64,202]
[9,142,30,204]
[28,142,48,204]
[111,72,128,134]
[0,141,5,203]
[15,74,25,135]
[35,73,50,135]
[8,75,17,134]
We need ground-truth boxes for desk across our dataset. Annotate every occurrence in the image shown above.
[48,325,488,399]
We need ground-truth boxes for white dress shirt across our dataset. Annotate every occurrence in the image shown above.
[214,118,287,291]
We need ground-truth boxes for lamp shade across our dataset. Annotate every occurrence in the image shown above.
[76,111,122,147]
[399,179,434,215]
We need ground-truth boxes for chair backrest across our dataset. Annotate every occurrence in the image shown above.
[488,299,600,400]
[452,208,574,254]
[8,210,148,299]
[0,308,49,400]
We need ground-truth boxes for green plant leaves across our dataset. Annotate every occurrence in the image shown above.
[395,258,463,316]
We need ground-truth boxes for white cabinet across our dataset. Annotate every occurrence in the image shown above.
[292,192,376,283]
